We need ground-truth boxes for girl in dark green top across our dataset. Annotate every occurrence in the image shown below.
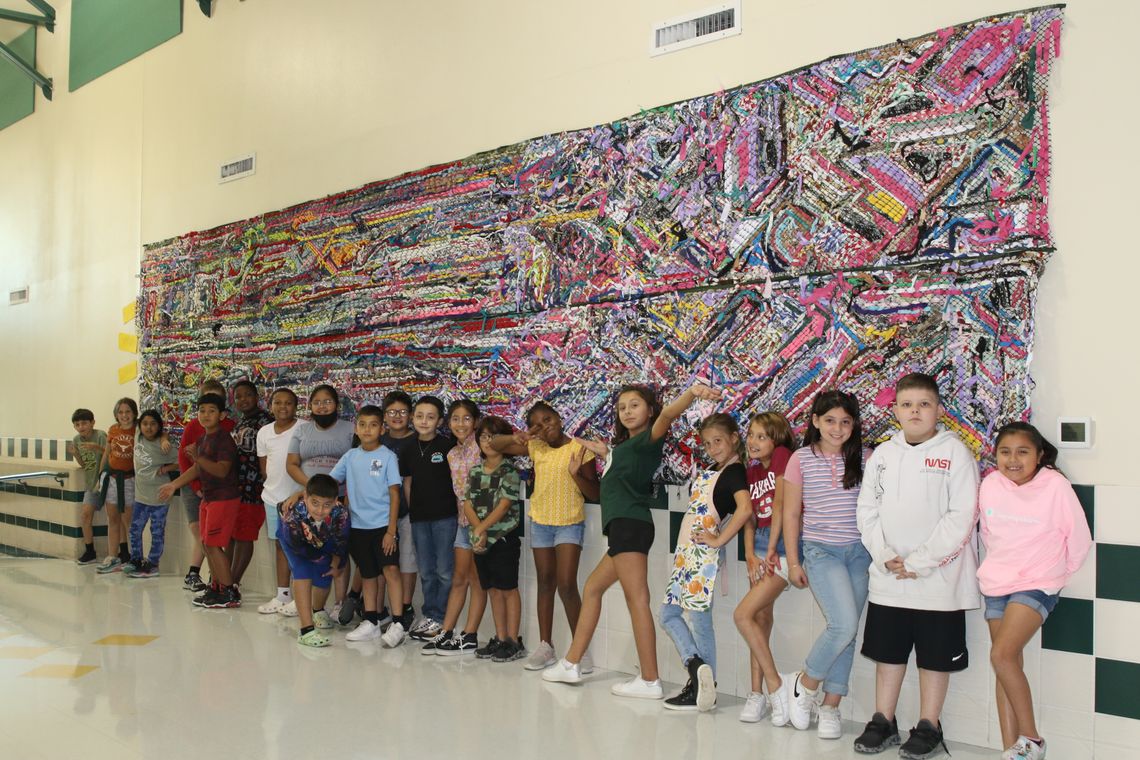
[541,382,721,700]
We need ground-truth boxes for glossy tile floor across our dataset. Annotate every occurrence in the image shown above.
[0,559,1001,760]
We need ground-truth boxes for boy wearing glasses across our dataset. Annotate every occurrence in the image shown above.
[381,391,419,630]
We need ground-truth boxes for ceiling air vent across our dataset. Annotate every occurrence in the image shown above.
[219,152,256,184]
[9,286,29,305]
[652,2,741,57]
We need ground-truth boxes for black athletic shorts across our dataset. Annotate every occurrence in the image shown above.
[860,602,969,672]
[474,533,521,591]
[605,517,655,557]
[348,527,398,579]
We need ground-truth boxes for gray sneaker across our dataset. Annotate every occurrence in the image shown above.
[524,640,556,670]
[96,556,123,574]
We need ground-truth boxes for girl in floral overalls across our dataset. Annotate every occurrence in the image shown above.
[660,413,754,712]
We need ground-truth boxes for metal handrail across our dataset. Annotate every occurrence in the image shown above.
[0,471,68,487]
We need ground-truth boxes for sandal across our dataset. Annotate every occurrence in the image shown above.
[298,629,331,647]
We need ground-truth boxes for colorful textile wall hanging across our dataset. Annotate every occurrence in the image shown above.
[139,6,1063,480]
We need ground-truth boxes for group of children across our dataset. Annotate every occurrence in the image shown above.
[67,372,1091,760]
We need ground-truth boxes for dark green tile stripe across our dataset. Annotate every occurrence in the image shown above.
[0,481,83,502]
[49,440,58,460]
[1096,658,1140,720]
[1097,544,1140,603]
[669,510,684,553]
[1041,597,1094,655]
[20,439,28,457]
[0,511,104,538]
[1072,484,1094,534]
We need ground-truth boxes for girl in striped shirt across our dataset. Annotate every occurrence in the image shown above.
[780,390,870,741]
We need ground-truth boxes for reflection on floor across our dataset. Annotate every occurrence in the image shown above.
[0,559,999,760]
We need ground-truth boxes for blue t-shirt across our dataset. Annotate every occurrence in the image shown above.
[329,445,402,529]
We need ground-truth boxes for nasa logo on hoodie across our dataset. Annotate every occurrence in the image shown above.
[920,456,952,476]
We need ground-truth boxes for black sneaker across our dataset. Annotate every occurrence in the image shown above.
[183,571,208,592]
[899,719,948,759]
[421,630,452,655]
[492,638,526,663]
[476,637,502,659]
[663,679,699,711]
[400,606,416,631]
[854,712,901,753]
[77,547,98,565]
[437,631,478,657]
[192,587,221,608]
[338,594,361,626]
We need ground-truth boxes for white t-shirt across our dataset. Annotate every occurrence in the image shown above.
[257,420,300,505]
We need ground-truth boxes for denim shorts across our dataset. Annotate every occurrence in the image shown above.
[753,525,803,583]
[83,489,106,510]
[529,518,585,549]
[454,521,472,550]
[263,499,280,541]
[983,590,1060,622]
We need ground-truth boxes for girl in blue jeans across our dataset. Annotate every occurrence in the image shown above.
[660,413,752,712]
[781,390,869,741]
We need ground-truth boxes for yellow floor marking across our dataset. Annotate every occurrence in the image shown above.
[92,634,158,646]
[0,646,53,659]
[22,664,98,679]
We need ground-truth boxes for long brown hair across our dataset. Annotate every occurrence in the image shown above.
[612,384,661,445]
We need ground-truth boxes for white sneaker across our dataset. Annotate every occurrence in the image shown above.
[257,597,285,614]
[817,704,842,739]
[739,691,769,723]
[769,674,792,727]
[580,650,595,675]
[345,620,381,641]
[381,621,407,648]
[788,671,816,730]
[611,676,663,700]
[541,658,582,685]
[694,661,716,712]
[525,641,556,671]
[1003,736,1046,760]
[330,602,343,622]
[279,599,298,617]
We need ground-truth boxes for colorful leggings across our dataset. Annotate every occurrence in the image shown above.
[129,502,170,565]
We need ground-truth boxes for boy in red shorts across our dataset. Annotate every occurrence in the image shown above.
[160,393,242,608]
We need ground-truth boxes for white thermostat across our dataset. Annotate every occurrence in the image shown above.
[1056,417,1093,449]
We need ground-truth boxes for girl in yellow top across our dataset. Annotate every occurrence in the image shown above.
[490,401,599,671]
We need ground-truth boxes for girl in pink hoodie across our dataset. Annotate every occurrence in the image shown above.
[978,422,1092,760]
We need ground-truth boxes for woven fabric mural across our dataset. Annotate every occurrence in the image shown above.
[139,7,1063,480]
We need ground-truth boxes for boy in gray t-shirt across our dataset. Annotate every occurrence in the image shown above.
[70,408,107,565]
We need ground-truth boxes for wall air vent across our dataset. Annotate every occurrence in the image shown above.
[9,287,29,306]
[219,153,256,184]
[652,2,741,57]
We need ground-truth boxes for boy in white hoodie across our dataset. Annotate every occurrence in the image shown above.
[854,373,980,759]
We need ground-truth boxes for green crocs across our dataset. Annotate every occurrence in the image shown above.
[298,629,331,647]
[313,610,334,629]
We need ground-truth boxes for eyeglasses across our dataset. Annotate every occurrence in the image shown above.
[310,399,337,408]
[385,409,409,417]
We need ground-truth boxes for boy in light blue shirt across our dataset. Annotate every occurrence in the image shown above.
[329,405,407,647]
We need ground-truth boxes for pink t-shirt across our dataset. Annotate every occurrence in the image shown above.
[784,446,868,545]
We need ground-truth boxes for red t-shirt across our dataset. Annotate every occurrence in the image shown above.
[107,424,136,472]
[746,446,792,527]
[179,416,235,493]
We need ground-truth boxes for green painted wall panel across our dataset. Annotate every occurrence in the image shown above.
[0,28,37,131]
[69,0,182,92]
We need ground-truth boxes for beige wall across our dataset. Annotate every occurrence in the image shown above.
[0,0,1134,485]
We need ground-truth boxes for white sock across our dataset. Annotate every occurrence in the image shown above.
[277,587,291,601]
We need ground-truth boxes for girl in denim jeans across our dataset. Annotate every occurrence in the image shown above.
[659,413,752,713]
[780,390,869,741]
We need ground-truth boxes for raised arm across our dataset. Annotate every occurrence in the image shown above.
[489,431,529,457]
[650,382,722,442]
